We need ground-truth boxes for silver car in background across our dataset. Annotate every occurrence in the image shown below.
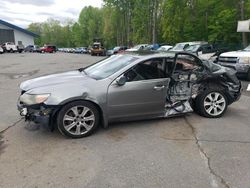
[18,52,241,138]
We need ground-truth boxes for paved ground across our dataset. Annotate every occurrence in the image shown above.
[0,53,249,188]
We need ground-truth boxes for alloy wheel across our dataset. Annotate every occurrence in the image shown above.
[204,92,226,116]
[63,105,95,136]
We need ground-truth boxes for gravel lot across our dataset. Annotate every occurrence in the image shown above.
[0,53,250,188]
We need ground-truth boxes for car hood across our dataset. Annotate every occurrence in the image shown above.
[199,53,216,60]
[20,70,90,91]
[220,50,250,57]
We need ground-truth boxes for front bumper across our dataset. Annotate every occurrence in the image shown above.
[17,101,59,130]
[91,49,104,54]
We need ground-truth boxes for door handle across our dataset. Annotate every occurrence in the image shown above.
[154,85,165,90]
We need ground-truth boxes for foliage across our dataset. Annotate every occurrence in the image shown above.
[27,0,249,48]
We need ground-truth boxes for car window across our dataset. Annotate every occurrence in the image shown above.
[172,43,188,51]
[185,45,200,52]
[174,54,203,72]
[124,58,167,82]
[84,55,139,80]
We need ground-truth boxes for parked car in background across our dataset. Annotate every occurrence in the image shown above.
[184,43,219,60]
[218,45,250,80]
[75,47,88,54]
[113,46,128,54]
[17,43,24,53]
[40,45,57,53]
[185,44,215,55]
[106,48,114,56]
[0,46,3,54]
[1,42,18,52]
[24,45,40,52]
[171,41,208,52]
[62,48,70,53]
[126,44,148,52]
[69,48,76,53]
[90,42,106,56]
[106,46,128,56]
[18,52,241,138]
[157,45,173,52]
[144,44,160,51]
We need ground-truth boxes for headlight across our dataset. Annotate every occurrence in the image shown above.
[238,57,250,64]
[20,93,50,105]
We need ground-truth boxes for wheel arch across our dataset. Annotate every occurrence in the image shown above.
[56,97,107,128]
[198,79,235,104]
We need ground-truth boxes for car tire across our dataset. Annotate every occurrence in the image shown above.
[57,101,100,138]
[195,88,228,118]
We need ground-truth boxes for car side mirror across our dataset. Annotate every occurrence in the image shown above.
[116,76,126,86]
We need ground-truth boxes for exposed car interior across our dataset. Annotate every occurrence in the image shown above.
[124,58,167,81]
[122,54,203,117]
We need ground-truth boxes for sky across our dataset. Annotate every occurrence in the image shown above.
[0,0,103,28]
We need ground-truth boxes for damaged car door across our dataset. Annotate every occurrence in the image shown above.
[165,53,206,116]
[108,58,170,120]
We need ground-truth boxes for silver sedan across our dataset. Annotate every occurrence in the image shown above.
[18,52,241,138]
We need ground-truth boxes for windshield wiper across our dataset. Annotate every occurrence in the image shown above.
[78,68,84,72]
[78,68,88,75]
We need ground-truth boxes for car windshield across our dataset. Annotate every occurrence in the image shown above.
[157,46,171,51]
[185,45,200,52]
[172,43,186,51]
[132,45,144,50]
[243,45,250,51]
[84,55,139,80]
[144,45,152,50]
[157,47,163,50]
[113,47,120,51]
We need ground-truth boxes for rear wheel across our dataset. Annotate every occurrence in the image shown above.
[57,101,100,138]
[195,89,228,118]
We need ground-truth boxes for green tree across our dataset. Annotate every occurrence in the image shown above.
[27,1,250,48]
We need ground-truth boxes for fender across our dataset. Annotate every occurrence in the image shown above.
[58,95,109,128]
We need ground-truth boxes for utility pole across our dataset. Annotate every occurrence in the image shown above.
[240,0,248,47]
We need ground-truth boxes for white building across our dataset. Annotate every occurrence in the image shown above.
[0,19,38,47]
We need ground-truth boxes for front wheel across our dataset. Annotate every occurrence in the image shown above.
[57,101,100,138]
[195,89,228,118]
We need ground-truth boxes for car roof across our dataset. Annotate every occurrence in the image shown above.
[175,41,208,45]
[122,51,197,59]
[160,45,173,48]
